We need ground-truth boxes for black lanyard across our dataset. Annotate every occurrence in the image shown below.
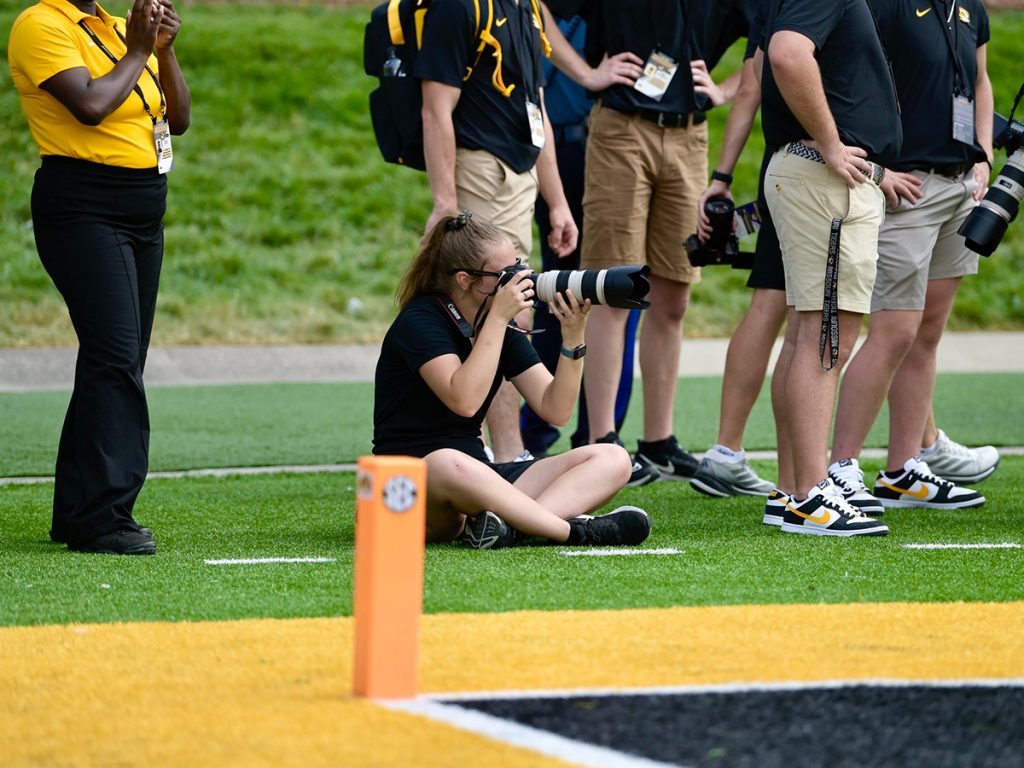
[929,0,968,96]
[77,19,165,124]
[650,0,687,55]
[819,218,842,372]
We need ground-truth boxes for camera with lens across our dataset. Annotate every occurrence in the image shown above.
[497,264,651,309]
[959,84,1024,257]
[684,197,755,269]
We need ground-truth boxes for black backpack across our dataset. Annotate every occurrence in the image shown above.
[364,0,549,171]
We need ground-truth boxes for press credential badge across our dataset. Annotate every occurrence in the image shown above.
[154,118,173,174]
[952,95,975,145]
[634,50,678,101]
[527,100,546,149]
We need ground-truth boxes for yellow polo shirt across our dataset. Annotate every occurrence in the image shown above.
[8,0,163,169]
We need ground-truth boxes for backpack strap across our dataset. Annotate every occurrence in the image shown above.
[464,0,515,97]
[529,0,552,58]
[387,0,405,45]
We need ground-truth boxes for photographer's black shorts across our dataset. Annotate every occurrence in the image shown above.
[747,202,786,292]
[491,459,537,485]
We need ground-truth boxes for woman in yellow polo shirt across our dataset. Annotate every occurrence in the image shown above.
[8,0,191,555]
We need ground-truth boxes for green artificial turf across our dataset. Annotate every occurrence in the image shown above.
[1,457,1021,628]
[1,373,1022,477]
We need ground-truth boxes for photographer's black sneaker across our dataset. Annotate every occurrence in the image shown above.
[568,506,652,546]
[636,435,700,481]
[595,431,657,487]
[459,511,522,550]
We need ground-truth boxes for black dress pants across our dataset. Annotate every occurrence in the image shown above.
[31,156,167,547]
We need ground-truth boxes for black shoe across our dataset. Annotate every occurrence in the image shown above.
[68,529,157,555]
[568,506,651,546]
[595,431,658,487]
[459,512,522,550]
[52,526,153,544]
[636,436,699,480]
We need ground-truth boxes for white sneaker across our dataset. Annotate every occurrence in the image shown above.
[873,457,986,510]
[763,489,788,526]
[512,450,535,463]
[920,429,1000,484]
[828,458,884,516]
[780,479,889,537]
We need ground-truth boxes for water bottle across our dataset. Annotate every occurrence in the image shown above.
[382,46,405,78]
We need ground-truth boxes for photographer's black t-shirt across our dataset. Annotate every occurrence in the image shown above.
[870,0,989,171]
[373,294,540,461]
[414,0,546,174]
[760,0,902,166]
[545,0,699,115]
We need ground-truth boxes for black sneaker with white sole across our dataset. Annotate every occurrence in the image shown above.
[460,511,523,550]
[780,479,889,537]
[873,457,985,510]
[636,435,700,481]
[567,506,651,546]
[595,431,658,487]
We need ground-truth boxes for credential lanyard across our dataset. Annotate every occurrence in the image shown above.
[77,19,166,124]
[929,0,969,96]
[819,218,842,372]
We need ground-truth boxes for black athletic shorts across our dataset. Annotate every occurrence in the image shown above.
[491,459,537,485]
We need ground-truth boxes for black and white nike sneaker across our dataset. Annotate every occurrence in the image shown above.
[873,457,986,510]
[635,435,700,481]
[763,489,788,527]
[780,479,889,537]
[828,458,884,516]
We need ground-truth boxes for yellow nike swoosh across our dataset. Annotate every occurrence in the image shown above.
[916,7,932,16]
[877,479,930,499]
[495,17,507,27]
[786,502,831,525]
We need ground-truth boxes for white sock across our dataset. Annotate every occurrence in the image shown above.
[711,444,745,463]
[919,439,939,458]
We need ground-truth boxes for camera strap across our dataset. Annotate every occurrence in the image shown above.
[819,218,842,372]
[436,295,474,338]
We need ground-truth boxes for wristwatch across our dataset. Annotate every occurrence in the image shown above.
[560,344,587,360]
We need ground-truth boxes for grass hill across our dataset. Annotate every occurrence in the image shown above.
[1,3,1022,347]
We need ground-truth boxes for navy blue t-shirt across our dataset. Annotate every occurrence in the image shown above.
[870,0,989,170]
[373,294,540,461]
[760,0,903,166]
[414,0,547,174]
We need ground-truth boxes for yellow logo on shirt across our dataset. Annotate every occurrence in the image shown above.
[958,6,971,23]
[915,7,931,16]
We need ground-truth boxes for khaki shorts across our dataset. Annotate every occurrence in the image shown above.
[872,170,981,312]
[455,148,538,264]
[580,102,706,284]
[765,147,885,314]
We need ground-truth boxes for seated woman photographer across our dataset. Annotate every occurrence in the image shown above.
[372,211,652,549]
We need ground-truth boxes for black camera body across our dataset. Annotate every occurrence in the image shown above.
[959,99,1024,257]
[684,196,754,269]
[498,264,651,310]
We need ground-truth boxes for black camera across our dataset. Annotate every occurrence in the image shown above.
[959,85,1024,257]
[498,264,651,310]
[684,197,754,269]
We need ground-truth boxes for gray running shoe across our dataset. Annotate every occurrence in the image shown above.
[690,452,774,497]
[921,429,1000,484]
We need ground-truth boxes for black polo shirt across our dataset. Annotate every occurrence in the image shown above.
[760,0,902,166]
[545,0,698,115]
[745,0,768,60]
[870,0,989,171]
[697,0,761,70]
[373,294,540,461]
[414,0,546,174]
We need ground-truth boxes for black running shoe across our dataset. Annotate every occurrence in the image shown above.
[636,435,700,480]
[595,431,658,487]
[68,529,157,555]
[460,512,522,550]
[569,506,651,546]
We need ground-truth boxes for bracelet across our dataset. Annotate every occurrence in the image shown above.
[560,344,587,360]
[711,170,733,185]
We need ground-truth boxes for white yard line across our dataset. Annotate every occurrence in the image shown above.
[902,543,1020,550]
[204,557,337,565]
[560,548,683,557]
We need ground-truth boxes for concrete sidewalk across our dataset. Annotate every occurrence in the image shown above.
[1,331,1022,392]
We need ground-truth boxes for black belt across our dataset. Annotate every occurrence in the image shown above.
[606,104,706,129]
[928,162,973,178]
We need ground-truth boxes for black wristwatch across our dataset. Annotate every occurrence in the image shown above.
[711,169,733,185]
[560,344,587,360]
